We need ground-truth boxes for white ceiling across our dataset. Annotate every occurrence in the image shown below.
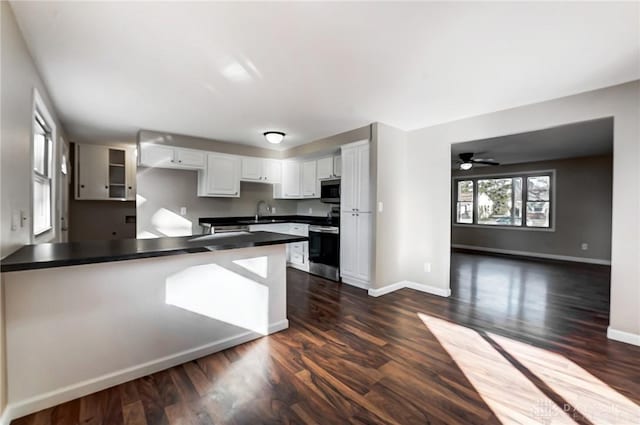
[10,2,640,150]
[451,117,613,168]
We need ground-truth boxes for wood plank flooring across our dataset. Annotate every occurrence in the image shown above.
[11,252,640,424]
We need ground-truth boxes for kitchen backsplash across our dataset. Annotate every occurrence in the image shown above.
[137,167,332,238]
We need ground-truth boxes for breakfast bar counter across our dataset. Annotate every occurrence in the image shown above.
[1,232,304,417]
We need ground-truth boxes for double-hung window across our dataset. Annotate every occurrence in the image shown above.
[33,110,53,235]
[454,172,553,229]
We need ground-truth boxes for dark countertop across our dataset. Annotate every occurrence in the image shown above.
[199,215,339,227]
[0,232,307,273]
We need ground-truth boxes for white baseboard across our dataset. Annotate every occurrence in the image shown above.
[368,281,451,298]
[0,407,11,425]
[452,244,611,265]
[341,276,370,290]
[607,327,640,346]
[4,319,289,423]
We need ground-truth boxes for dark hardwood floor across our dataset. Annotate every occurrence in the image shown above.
[12,252,640,424]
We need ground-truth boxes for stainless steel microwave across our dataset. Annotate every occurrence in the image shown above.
[320,179,340,204]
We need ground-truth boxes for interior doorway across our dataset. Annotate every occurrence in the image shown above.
[448,118,614,340]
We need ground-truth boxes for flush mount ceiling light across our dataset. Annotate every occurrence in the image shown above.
[460,162,473,170]
[264,131,285,144]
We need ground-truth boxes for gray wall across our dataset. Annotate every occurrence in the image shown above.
[137,167,300,237]
[451,155,613,261]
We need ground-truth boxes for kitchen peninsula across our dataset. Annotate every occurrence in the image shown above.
[0,231,305,417]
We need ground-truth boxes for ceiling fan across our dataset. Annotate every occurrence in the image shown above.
[457,152,500,170]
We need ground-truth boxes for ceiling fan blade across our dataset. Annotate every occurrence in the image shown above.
[472,160,500,166]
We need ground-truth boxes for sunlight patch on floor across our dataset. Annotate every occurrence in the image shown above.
[166,263,269,334]
[419,313,639,424]
[491,332,640,424]
[419,313,576,424]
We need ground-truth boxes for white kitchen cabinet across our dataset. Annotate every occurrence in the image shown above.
[317,157,333,179]
[241,157,281,183]
[333,155,341,178]
[340,140,372,288]
[275,160,302,199]
[241,157,263,181]
[317,156,341,180]
[302,160,318,198]
[76,143,136,201]
[263,159,281,183]
[175,148,205,168]
[340,212,372,287]
[340,141,370,212]
[139,144,204,170]
[197,153,240,197]
[249,222,309,271]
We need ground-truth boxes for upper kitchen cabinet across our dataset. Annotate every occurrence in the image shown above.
[139,144,204,169]
[340,141,371,212]
[301,160,318,198]
[241,157,281,183]
[197,153,241,197]
[317,156,341,179]
[274,160,301,199]
[75,143,136,201]
[333,155,341,178]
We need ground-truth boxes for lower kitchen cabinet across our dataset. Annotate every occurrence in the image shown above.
[340,212,372,288]
[249,222,309,271]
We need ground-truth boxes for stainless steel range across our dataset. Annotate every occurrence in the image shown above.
[308,207,341,281]
[308,225,340,281]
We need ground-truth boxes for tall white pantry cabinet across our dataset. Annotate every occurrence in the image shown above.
[340,140,372,288]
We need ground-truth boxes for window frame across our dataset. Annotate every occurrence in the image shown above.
[453,169,556,232]
[32,89,57,242]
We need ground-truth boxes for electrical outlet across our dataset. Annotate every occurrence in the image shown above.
[308,207,313,214]
[180,207,187,216]
[581,242,589,251]
[424,262,431,273]
[272,207,276,214]
[378,202,384,213]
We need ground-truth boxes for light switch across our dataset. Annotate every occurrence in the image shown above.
[180,207,187,216]
[378,202,384,213]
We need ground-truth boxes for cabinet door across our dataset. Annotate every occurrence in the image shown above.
[340,212,357,276]
[281,161,301,198]
[206,154,240,196]
[241,157,263,181]
[355,144,371,212]
[175,148,205,168]
[317,157,334,179]
[340,147,357,211]
[263,159,281,183]
[333,155,341,177]
[139,144,174,167]
[355,213,372,280]
[77,144,109,200]
[302,160,317,197]
[125,148,137,201]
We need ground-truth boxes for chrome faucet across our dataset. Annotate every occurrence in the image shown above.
[255,200,271,221]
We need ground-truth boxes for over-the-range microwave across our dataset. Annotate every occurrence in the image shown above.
[320,179,340,204]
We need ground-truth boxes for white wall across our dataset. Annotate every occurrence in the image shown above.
[0,2,67,419]
[372,123,408,288]
[0,2,66,258]
[401,81,639,338]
